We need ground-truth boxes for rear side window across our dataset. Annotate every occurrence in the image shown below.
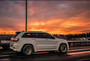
[22,33,35,38]
[22,33,55,39]
[13,32,21,38]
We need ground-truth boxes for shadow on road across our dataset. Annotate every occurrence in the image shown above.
[0,52,70,60]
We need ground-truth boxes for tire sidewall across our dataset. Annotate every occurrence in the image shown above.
[59,44,67,53]
[22,45,33,56]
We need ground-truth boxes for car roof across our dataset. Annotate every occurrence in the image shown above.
[22,31,48,34]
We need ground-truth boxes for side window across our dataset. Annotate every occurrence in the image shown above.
[22,33,43,38]
[41,33,55,39]
[22,33,55,39]
[22,33,35,38]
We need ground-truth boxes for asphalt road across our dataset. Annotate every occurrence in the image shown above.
[0,46,90,61]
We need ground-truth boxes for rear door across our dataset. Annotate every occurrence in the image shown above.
[35,33,58,51]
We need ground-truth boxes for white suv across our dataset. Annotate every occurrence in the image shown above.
[10,31,69,55]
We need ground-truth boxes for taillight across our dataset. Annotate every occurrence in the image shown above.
[12,38,19,42]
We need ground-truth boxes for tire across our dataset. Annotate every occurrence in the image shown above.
[59,44,67,53]
[22,45,34,56]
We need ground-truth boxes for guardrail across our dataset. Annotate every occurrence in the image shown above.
[68,40,90,47]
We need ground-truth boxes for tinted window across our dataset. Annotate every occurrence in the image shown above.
[22,33,35,38]
[13,32,21,38]
[22,33,55,39]
[40,33,55,39]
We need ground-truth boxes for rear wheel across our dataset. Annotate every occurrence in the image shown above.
[22,45,34,56]
[59,44,67,53]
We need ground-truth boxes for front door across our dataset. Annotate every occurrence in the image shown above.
[35,33,58,51]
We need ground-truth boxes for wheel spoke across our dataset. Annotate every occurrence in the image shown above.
[60,44,67,53]
[23,45,33,55]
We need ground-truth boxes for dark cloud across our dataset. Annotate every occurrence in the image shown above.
[0,1,25,31]
[0,0,90,34]
[0,1,25,18]
[28,1,90,21]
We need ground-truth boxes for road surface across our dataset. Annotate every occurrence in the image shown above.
[0,46,90,61]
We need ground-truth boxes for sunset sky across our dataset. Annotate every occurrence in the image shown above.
[0,0,90,34]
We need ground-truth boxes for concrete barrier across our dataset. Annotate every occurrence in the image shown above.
[68,40,90,47]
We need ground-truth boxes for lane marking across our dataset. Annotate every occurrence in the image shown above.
[0,59,10,60]
[68,51,90,55]
[68,48,90,52]
[0,55,10,57]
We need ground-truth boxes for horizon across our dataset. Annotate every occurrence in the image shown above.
[0,31,90,35]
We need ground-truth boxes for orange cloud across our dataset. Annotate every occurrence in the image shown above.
[26,17,90,34]
[0,1,90,35]
[28,8,36,14]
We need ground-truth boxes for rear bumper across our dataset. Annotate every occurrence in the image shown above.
[10,43,21,52]
[10,47,18,52]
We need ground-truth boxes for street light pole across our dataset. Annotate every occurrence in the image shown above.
[25,0,27,31]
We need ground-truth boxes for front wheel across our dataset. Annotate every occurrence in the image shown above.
[22,45,34,56]
[59,44,67,53]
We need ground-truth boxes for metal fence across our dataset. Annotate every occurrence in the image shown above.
[68,40,90,47]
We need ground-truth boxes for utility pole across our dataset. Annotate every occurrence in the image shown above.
[25,0,27,31]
